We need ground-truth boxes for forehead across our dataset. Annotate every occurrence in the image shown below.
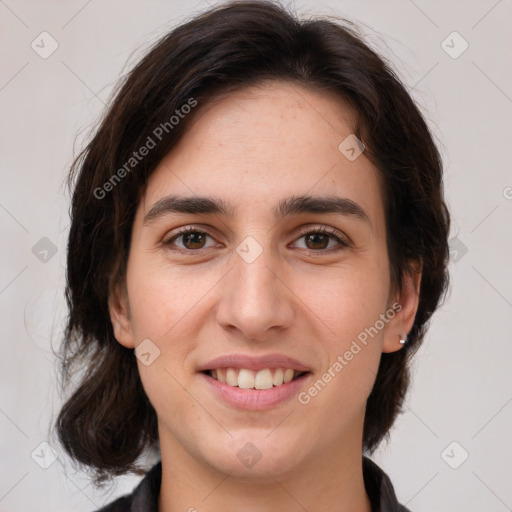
[138,81,385,230]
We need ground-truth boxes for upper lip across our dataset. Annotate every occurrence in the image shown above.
[198,353,311,372]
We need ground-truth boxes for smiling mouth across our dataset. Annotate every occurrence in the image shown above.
[202,368,308,390]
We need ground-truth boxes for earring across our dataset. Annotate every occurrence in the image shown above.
[399,334,407,345]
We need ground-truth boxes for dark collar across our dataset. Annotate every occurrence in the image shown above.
[362,457,412,512]
[97,457,411,512]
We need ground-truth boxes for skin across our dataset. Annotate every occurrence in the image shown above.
[109,80,421,512]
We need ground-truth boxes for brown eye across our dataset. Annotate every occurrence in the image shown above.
[304,233,330,250]
[181,232,207,249]
[293,227,350,252]
[163,228,216,251]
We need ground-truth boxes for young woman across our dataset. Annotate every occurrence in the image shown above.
[55,1,450,511]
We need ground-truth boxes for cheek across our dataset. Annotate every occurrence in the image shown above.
[294,261,390,344]
[125,255,217,343]
[297,270,387,423]
[136,356,209,451]
[293,262,389,400]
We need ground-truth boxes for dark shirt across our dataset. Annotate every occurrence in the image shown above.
[95,457,411,512]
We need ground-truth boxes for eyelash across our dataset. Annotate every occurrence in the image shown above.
[162,225,351,255]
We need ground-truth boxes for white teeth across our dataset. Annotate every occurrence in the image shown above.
[210,367,303,389]
[226,368,238,386]
[238,369,255,389]
[283,368,294,383]
[254,369,273,389]
[272,368,284,386]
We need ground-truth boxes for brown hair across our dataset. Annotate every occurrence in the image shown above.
[55,0,450,484]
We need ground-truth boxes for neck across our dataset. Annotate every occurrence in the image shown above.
[157,426,372,512]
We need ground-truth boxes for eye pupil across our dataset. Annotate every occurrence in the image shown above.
[306,233,329,250]
[183,232,205,249]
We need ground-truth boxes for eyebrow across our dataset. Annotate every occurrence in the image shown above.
[143,194,371,226]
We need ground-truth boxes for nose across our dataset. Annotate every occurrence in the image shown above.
[215,242,295,341]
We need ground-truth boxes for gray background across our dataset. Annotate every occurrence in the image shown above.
[1,0,511,511]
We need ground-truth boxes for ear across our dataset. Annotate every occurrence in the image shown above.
[108,280,136,349]
[382,261,422,354]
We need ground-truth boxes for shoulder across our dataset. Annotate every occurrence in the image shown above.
[91,461,162,512]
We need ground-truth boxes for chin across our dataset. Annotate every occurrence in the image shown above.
[202,431,306,479]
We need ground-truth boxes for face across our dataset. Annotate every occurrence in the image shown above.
[109,81,419,479]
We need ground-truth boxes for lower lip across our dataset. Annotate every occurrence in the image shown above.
[199,372,311,410]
